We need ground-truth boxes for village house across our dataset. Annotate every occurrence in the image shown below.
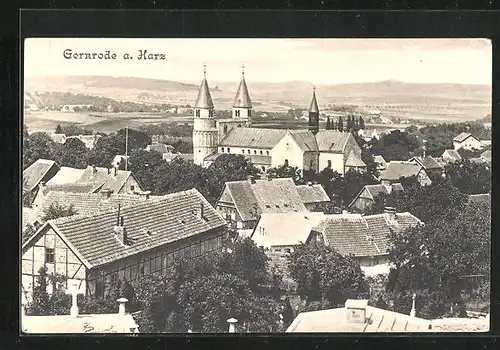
[348,183,404,213]
[46,166,87,186]
[379,161,432,187]
[358,128,381,142]
[215,177,308,233]
[453,132,482,151]
[50,133,67,144]
[305,208,422,276]
[407,156,444,179]
[162,153,194,163]
[33,165,143,204]
[22,292,139,333]
[145,142,175,154]
[286,299,431,332]
[479,150,491,164]
[21,189,227,300]
[441,149,462,164]
[374,155,387,172]
[295,182,331,211]
[251,211,327,254]
[23,159,61,205]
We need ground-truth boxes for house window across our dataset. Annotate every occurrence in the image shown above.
[327,160,332,168]
[261,166,266,172]
[248,110,252,118]
[45,248,55,264]
[130,185,135,191]
[310,159,313,168]
[223,125,228,135]
[236,110,240,117]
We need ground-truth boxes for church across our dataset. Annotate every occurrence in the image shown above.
[192,65,366,175]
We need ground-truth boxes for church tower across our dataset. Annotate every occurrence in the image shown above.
[232,65,252,127]
[193,64,218,166]
[308,87,319,135]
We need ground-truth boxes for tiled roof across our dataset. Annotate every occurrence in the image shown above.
[22,313,138,333]
[409,156,442,170]
[31,191,169,222]
[345,152,367,167]
[194,78,214,109]
[75,166,139,193]
[218,127,287,149]
[224,178,308,222]
[315,131,351,153]
[430,317,489,332]
[233,76,252,108]
[453,132,474,143]
[296,184,330,204]
[286,303,431,332]
[252,212,326,248]
[363,183,404,200]
[42,182,100,195]
[289,130,319,152]
[312,212,422,257]
[46,167,86,185]
[442,149,462,161]
[24,189,226,268]
[146,143,174,153]
[374,155,387,166]
[308,90,319,113]
[380,161,423,181]
[23,159,59,191]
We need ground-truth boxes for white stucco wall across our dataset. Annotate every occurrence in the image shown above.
[319,152,344,174]
[271,134,305,169]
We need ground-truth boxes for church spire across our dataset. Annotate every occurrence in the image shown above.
[194,63,214,109]
[233,64,252,108]
[308,87,319,135]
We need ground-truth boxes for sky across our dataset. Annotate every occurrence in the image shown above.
[24,38,492,85]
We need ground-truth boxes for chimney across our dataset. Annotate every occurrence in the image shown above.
[345,299,368,324]
[117,297,128,316]
[384,207,397,222]
[409,293,416,317]
[70,282,79,318]
[199,202,204,220]
[247,175,256,184]
[100,189,112,199]
[227,318,238,333]
[114,216,127,245]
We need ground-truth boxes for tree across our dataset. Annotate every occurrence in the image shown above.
[359,116,365,130]
[370,130,421,161]
[126,148,165,191]
[444,159,491,195]
[42,202,78,221]
[210,154,260,185]
[55,124,63,134]
[53,137,89,169]
[387,200,490,319]
[116,128,151,150]
[266,165,303,185]
[26,266,51,315]
[345,115,351,132]
[288,244,369,306]
[87,134,124,168]
[23,132,57,170]
[337,117,344,132]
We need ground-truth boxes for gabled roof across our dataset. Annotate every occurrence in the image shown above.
[380,161,423,181]
[345,152,367,167]
[252,212,327,248]
[194,78,214,109]
[288,130,319,152]
[315,131,351,153]
[311,212,422,257]
[409,156,442,170]
[77,166,138,193]
[145,143,175,153]
[296,184,330,204]
[30,191,170,223]
[286,303,430,332]
[308,89,319,113]
[453,132,477,143]
[348,183,404,208]
[46,167,86,185]
[23,189,226,268]
[222,178,308,222]
[233,75,252,108]
[442,149,462,161]
[219,127,287,149]
[374,155,387,166]
[23,159,60,191]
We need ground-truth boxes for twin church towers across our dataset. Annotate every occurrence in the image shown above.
[192,64,320,166]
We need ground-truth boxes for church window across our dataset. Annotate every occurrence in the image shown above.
[196,109,200,117]
[261,166,266,172]
[221,148,225,153]
[248,110,252,118]
[254,150,257,154]
[235,110,240,117]
[284,159,289,166]
[223,125,228,135]
[248,150,251,154]
[266,151,269,156]
[242,150,245,154]
[260,150,263,155]
[310,159,313,168]
[327,160,332,168]
[227,148,230,152]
